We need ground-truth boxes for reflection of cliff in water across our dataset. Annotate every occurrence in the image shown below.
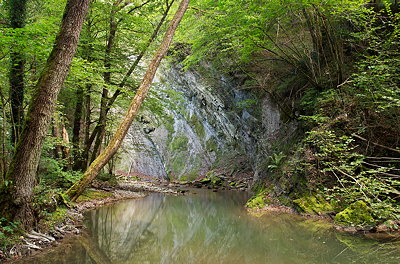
[10,191,400,264]
[85,193,165,263]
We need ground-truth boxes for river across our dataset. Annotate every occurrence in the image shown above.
[12,190,400,263]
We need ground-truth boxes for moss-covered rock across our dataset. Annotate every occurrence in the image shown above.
[200,178,211,184]
[207,172,222,186]
[334,201,375,227]
[168,152,187,176]
[246,192,271,209]
[189,114,206,139]
[75,189,114,203]
[169,135,188,152]
[293,195,334,215]
[205,138,218,153]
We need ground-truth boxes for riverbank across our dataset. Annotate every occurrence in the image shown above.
[0,180,181,262]
[246,202,400,241]
[2,179,399,262]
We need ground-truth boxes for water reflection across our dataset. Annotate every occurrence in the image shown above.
[11,190,400,264]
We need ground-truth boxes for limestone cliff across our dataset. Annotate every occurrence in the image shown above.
[116,61,295,185]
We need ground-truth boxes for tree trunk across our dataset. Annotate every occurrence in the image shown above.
[72,84,84,167]
[62,122,71,164]
[9,0,28,146]
[65,0,190,201]
[80,84,93,170]
[73,16,94,171]
[89,3,119,163]
[1,0,90,229]
[52,118,63,159]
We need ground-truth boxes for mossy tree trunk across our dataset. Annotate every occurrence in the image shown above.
[0,0,90,229]
[65,0,190,201]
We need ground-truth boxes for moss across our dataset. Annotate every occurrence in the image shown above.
[246,192,271,209]
[205,138,218,153]
[75,189,114,203]
[169,135,189,151]
[189,114,206,139]
[168,152,187,175]
[293,195,334,215]
[179,174,188,182]
[201,178,211,183]
[205,171,222,186]
[38,208,69,232]
[211,176,221,186]
[334,201,375,227]
[163,116,175,146]
[181,172,199,182]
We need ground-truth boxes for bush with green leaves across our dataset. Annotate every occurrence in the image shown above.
[0,218,21,249]
[302,119,400,224]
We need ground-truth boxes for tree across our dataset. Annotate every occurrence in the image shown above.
[8,0,28,145]
[65,0,191,201]
[79,0,175,170]
[0,0,90,229]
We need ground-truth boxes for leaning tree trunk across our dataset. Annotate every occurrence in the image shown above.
[65,0,190,201]
[1,0,90,229]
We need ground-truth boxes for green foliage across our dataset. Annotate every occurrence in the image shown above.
[303,122,400,223]
[39,157,82,188]
[267,152,287,170]
[38,208,69,232]
[0,217,21,249]
[205,138,218,153]
[296,4,400,224]
[236,99,257,110]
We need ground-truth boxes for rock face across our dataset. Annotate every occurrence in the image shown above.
[115,61,292,183]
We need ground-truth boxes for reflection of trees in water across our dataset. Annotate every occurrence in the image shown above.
[86,194,165,262]
[14,191,400,264]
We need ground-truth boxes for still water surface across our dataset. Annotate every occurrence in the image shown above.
[13,190,400,264]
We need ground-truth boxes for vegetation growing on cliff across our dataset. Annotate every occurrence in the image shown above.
[176,0,400,227]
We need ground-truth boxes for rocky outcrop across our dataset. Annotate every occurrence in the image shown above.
[115,61,293,184]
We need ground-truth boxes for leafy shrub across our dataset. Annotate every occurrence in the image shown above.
[0,218,21,249]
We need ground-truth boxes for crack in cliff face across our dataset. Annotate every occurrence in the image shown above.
[115,61,288,183]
